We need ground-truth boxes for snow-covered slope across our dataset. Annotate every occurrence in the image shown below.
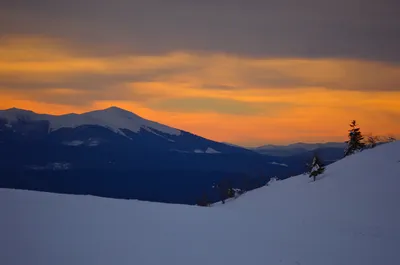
[0,106,181,136]
[1,142,399,265]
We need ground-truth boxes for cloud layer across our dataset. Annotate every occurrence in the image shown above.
[1,37,399,145]
[1,0,400,145]
[2,0,400,61]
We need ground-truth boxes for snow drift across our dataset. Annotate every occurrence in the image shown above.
[1,141,399,265]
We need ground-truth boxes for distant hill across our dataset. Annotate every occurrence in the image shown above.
[252,142,346,157]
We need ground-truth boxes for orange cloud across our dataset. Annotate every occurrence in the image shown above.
[1,36,399,145]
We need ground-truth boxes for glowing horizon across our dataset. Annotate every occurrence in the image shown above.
[1,37,400,146]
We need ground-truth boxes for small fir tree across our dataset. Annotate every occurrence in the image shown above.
[227,187,235,198]
[309,155,325,181]
[365,134,377,149]
[344,120,365,157]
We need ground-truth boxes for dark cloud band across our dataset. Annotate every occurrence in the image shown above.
[2,0,400,62]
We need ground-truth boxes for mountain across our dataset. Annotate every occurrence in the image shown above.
[0,107,251,155]
[0,107,349,204]
[0,107,304,204]
[1,141,398,265]
[222,142,248,148]
[253,142,346,157]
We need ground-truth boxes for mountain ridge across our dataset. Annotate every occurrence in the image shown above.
[0,106,181,137]
[252,142,346,157]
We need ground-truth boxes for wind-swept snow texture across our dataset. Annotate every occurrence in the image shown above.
[1,142,400,265]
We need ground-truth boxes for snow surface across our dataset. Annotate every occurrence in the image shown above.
[63,140,84,146]
[0,107,181,136]
[194,147,221,154]
[270,161,289,167]
[1,142,400,265]
[88,140,100,147]
[142,126,176,142]
[205,147,221,154]
[170,149,190,153]
[27,162,71,171]
[62,140,100,147]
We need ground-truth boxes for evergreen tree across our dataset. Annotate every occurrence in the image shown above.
[214,180,239,204]
[227,187,235,198]
[344,120,365,157]
[309,154,325,181]
[365,134,377,149]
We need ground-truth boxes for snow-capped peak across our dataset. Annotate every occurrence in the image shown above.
[81,107,181,136]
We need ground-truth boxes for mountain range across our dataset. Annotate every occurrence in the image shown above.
[252,142,346,157]
[0,107,346,204]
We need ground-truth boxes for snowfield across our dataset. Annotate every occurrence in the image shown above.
[1,142,400,265]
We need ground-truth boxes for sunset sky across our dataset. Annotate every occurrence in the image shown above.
[1,1,399,146]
